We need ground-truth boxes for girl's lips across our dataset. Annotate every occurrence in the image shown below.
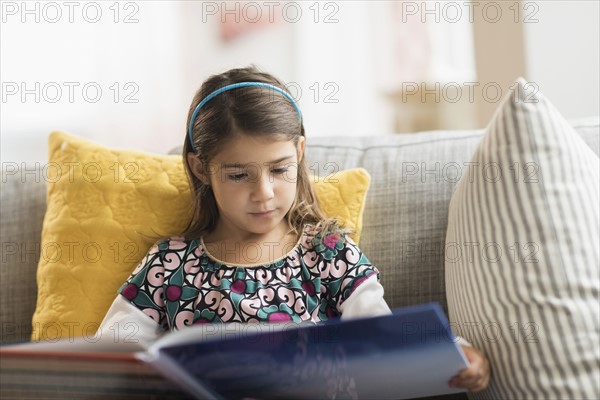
[250,210,275,217]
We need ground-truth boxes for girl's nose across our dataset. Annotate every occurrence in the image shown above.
[251,174,275,201]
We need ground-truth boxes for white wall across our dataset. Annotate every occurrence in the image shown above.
[0,1,308,164]
[1,1,189,163]
[293,1,393,137]
[2,1,597,165]
[523,1,600,119]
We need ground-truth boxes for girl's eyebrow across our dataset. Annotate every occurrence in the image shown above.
[221,155,295,169]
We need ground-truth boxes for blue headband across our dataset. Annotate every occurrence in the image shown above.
[188,82,302,152]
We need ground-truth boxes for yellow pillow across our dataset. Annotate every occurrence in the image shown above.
[31,131,371,341]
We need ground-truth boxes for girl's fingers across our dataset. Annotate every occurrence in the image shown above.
[450,368,489,390]
[449,347,491,392]
[456,363,485,381]
[452,377,483,391]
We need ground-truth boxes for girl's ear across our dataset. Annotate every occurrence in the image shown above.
[297,136,305,163]
[186,152,210,186]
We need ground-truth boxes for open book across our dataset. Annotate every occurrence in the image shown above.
[1,302,469,400]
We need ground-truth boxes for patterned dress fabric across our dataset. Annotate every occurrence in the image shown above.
[119,224,379,332]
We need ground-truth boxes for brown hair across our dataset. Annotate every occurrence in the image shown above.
[180,64,343,241]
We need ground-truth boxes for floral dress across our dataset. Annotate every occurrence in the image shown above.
[118,224,380,333]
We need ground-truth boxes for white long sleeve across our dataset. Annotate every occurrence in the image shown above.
[339,274,392,320]
[9,296,167,352]
[97,295,165,350]
[338,275,472,348]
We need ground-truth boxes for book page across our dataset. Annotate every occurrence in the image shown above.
[147,321,315,357]
[1,333,145,353]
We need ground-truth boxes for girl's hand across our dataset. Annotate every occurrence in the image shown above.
[448,345,490,392]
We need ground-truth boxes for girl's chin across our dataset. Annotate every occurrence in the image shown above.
[241,216,284,232]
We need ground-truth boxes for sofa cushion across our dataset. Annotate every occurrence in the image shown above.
[29,131,371,341]
[445,79,599,399]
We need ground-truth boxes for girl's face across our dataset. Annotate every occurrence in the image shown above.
[188,133,305,242]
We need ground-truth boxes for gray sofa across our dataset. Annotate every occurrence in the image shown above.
[1,118,598,399]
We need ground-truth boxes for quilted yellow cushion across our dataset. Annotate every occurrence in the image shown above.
[31,131,371,341]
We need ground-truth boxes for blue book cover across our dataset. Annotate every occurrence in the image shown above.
[140,302,470,400]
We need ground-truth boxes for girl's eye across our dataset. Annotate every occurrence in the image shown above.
[272,168,289,175]
[228,173,247,181]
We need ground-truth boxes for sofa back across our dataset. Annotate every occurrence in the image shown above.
[1,118,598,343]
[304,118,599,313]
[1,164,47,343]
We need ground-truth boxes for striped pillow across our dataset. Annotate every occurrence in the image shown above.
[445,78,599,399]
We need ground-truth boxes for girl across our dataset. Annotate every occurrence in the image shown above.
[99,65,490,393]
